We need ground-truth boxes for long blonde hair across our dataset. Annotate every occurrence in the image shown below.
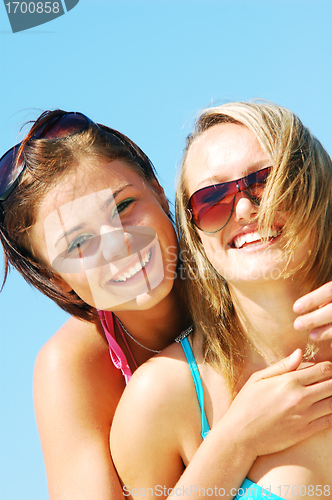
[176,101,332,388]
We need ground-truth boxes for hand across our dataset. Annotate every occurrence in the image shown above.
[293,282,332,344]
[223,349,332,457]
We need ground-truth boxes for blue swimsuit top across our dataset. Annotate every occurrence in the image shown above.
[176,333,284,500]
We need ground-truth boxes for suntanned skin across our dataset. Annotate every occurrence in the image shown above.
[34,311,185,499]
[34,317,125,500]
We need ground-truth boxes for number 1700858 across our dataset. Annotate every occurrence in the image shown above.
[5,2,60,14]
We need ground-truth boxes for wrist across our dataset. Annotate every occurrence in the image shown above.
[211,415,258,467]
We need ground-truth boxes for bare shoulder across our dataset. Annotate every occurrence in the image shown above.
[112,340,202,458]
[111,341,201,491]
[34,316,125,428]
[119,340,191,405]
[36,315,106,364]
[34,317,127,498]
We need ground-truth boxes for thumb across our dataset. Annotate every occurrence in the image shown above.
[260,349,303,378]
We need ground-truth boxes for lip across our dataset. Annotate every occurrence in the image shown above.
[103,244,155,287]
[228,224,283,251]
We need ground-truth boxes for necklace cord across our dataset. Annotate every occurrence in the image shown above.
[116,317,161,354]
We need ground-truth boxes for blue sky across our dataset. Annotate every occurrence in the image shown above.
[1,1,332,498]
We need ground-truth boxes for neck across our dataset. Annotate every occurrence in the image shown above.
[229,277,315,367]
[115,277,190,365]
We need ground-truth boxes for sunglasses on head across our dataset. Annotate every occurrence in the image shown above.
[186,167,272,234]
[0,112,92,203]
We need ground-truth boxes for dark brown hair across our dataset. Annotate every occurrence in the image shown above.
[0,109,159,322]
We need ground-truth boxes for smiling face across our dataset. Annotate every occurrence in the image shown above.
[184,122,300,284]
[29,159,178,311]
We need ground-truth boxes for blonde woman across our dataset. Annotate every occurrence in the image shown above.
[112,102,332,499]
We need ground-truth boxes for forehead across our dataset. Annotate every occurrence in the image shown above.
[38,159,144,218]
[185,123,270,195]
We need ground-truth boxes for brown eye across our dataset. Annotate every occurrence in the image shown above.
[111,197,135,219]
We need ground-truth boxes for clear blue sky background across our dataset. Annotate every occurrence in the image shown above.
[0,1,332,498]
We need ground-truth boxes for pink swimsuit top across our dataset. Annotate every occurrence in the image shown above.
[98,310,137,384]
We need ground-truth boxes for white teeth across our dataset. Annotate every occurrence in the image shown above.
[135,262,142,273]
[233,229,279,249]
[112,249,152,283]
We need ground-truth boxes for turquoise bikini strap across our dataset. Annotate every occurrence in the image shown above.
[180,337,210,439]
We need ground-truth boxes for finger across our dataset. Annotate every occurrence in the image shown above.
[300,379,332,412]
[294,303,332,331]
[297,362,332,388]
[293,282,332,314]
[310,395,332,421]
[258,349,303,379]
[309,324,332,341]
[305,412,332,439]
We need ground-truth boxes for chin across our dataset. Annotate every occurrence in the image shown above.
[134,276,174,309]
[216,259,286,284]
[103,276,174,312]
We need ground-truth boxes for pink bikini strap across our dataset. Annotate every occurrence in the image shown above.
[98,310,134,384]
[114,316,138,370]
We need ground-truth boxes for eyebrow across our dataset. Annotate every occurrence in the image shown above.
[100,184,133,211]
[54,184,133,248]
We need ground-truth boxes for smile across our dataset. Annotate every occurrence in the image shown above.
[230,227,282,249]
[111,249,153,283]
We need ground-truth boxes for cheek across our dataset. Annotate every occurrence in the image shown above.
[63,272,100,308]
[148,211,177,247]
[200,232,225,258]
[165,222,178,250]
[60,272,92,294]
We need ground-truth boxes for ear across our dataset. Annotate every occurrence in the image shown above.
[148,179,169,214]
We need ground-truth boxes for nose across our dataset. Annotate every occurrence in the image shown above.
[99,225,134,262]
[233,192,258,225]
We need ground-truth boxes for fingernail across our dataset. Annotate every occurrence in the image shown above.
[293,301,303,313]
[294,318,303,329]
[310,330,319,339]
[290,349,299,360]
